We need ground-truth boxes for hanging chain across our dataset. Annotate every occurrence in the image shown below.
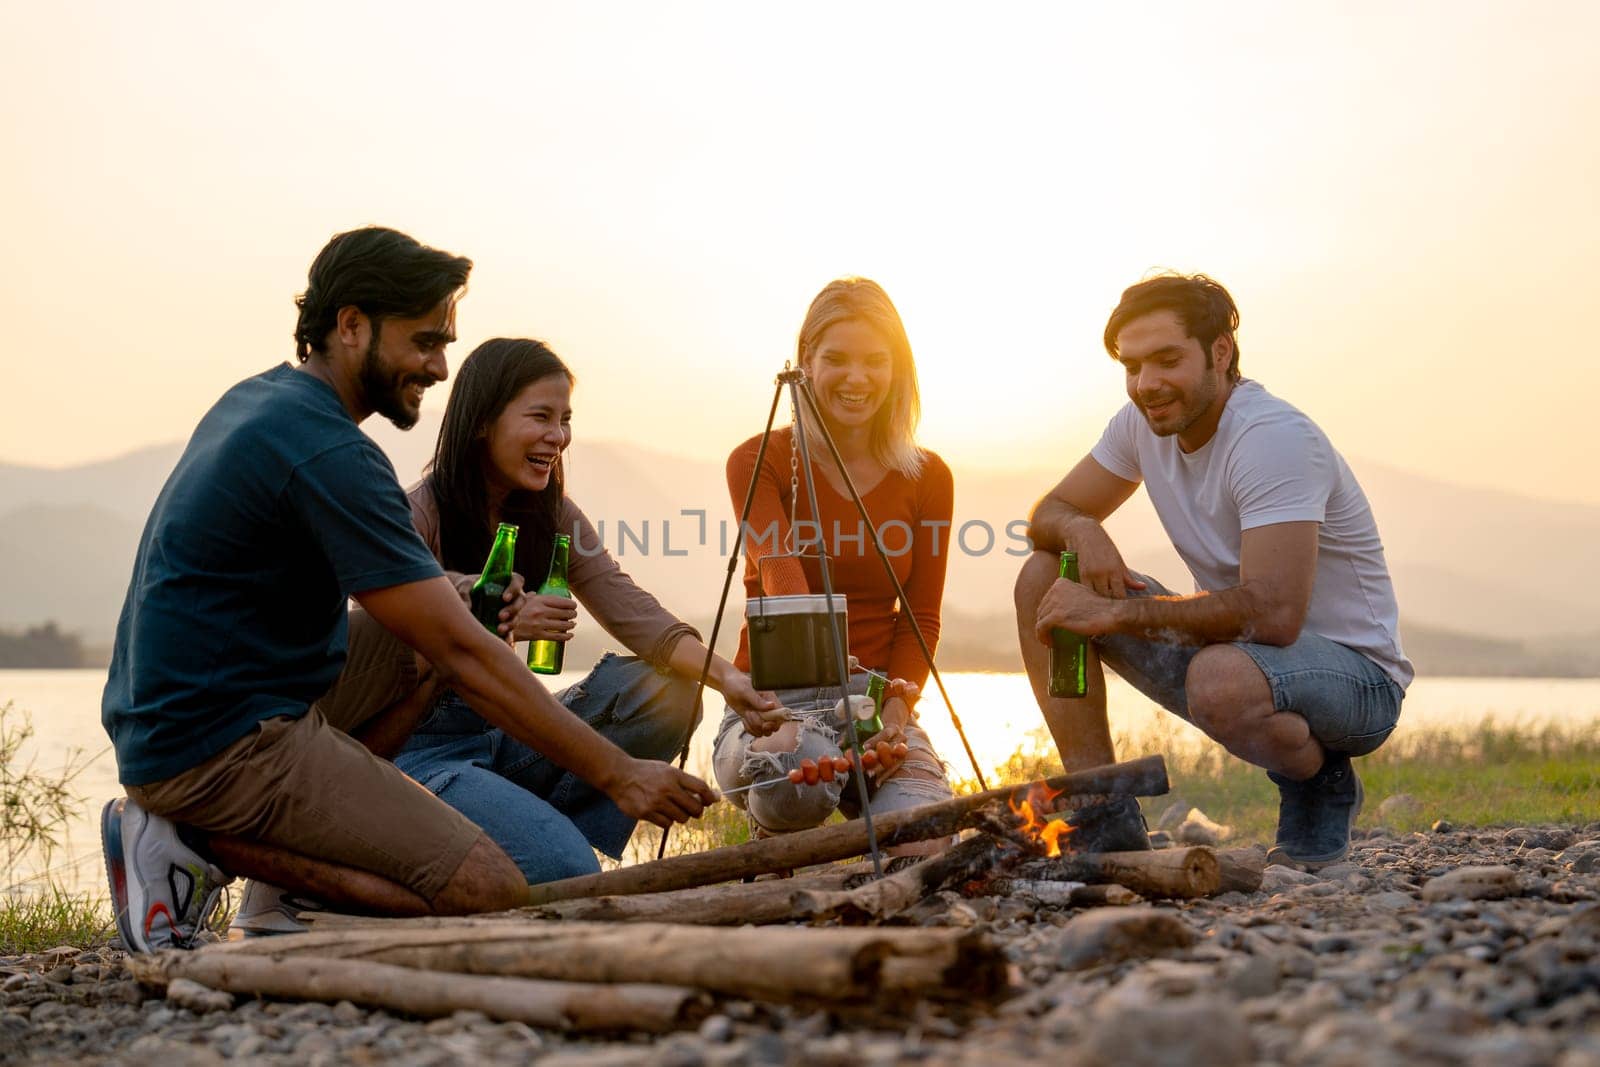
[785,371,803,555]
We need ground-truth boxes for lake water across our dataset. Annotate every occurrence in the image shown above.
[5,669,1598,894]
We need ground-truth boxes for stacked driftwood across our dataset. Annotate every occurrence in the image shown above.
[128,753,1263,1033]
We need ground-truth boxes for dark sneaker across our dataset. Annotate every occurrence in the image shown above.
[102,797,232,953]
[1267,770,1316,861]
[1064,795,1151,853]
[229,880,325,938]
[1266,755,1364,870]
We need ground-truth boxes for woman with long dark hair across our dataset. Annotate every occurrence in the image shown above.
[388,338,782,883]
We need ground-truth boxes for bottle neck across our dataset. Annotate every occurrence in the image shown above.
[544,538,571,586]
[485,533,518,578]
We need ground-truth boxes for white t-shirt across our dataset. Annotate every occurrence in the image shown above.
[1091,379,1413,689]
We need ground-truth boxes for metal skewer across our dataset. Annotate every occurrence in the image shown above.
[716,777,806,799]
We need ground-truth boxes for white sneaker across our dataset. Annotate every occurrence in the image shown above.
[229,880,325,938]
[102,797,233,953]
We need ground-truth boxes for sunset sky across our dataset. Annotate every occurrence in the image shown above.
[3,2,1597,504]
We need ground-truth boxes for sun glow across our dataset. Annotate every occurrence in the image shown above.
[1,4,1598,505]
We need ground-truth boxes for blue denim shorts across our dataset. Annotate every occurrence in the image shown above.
[393,653,700,883]
[1094,575,1404,756]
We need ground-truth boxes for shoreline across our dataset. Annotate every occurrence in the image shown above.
[10,704,1600,899]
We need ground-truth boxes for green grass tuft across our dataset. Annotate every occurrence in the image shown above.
[621,798,758,866]
[0,888,114,955]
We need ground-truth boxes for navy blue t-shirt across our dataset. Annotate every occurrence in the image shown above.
[102,364,443,785]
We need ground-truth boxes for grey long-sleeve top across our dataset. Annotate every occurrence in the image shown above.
[407,480,699,669]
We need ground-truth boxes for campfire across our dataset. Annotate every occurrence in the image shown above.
[1007,782,1071,857]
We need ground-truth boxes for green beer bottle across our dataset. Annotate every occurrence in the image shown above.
[527,533,572,675]
[853,673,887,744]
[468,523,519,635]
[1047,551,1088,698]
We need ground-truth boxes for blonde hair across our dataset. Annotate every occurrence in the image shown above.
[795,277,925,480]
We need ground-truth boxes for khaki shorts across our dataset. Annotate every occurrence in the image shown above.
[126,609,481,902]
[313,604,429,735]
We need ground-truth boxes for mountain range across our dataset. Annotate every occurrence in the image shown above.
[2,417,1596,674]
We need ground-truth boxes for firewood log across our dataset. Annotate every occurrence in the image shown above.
[127,952,706,1032]
[206,920,1008,1003]
[830,834,1010,922]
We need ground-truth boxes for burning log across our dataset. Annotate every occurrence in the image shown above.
[526,755,1169,905]
[127,952,708,1033]
[205,920,1008,1005]
[830,833,1013,923]
[532,842,1211,926]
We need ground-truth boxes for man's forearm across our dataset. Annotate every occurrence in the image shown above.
[1109,583,1290,646]
[1027,498,1090,554]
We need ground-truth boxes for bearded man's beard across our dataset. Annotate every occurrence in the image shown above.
[360,333,424,430]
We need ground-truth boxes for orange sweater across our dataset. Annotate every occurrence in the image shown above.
[727,430,954,692]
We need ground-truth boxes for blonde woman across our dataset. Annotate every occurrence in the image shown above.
[712,278,955,855]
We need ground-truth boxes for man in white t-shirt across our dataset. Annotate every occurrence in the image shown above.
[1015,274,1411,869]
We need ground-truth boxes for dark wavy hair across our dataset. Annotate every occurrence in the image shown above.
[427,339,575,584]
[294,227,473,362]
[1103,273,1242,381]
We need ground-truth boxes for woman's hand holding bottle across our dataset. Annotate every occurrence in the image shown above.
[507,588,578,644]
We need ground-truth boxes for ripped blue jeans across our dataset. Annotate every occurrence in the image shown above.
[393,653,700,885]
[711,672,953,833]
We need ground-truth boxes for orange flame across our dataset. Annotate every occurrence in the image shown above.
[1007,783,1072,857]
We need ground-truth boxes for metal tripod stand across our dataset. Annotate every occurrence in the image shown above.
[661,365,989,876]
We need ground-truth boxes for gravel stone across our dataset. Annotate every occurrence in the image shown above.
[1051,907,1196,969]
[1082,996,1256,1067]
[698,1013,733,1043]
[165,978,234,1014]
[1423,865,1523,902]
[29,1000,74,1024]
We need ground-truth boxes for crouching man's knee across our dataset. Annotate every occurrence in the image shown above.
[1185,644,1272,742]
[431,834,526,914]
[1014,550,1062,616]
